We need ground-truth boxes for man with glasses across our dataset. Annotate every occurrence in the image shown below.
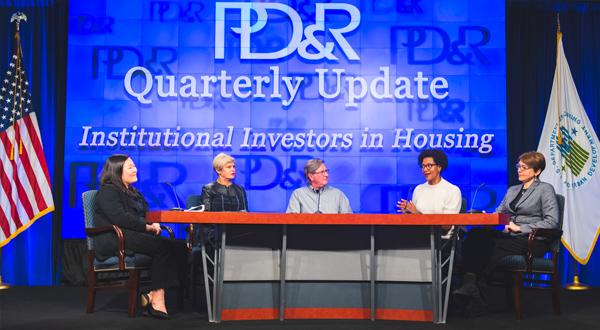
[286,158,352,214]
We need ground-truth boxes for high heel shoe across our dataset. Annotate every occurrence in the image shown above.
[141,293,150,308]
[144,304,170,320]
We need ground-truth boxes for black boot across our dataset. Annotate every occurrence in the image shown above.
[461,295,488,317]
[453,273,480,299]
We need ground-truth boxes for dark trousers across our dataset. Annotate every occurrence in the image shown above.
[125,231,188,291]
[461,227,548,278]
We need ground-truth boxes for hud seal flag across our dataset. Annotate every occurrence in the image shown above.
[550,111,597,189]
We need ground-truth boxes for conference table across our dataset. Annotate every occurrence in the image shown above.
[146,212,509,324]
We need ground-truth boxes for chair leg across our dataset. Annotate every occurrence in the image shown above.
[184,263,191,302]
[87,271,97,314]
[128,269,139,318]
[191,264,198,307]
[513,271,524,320]
[504,272,514,308]
[551,274,561,315]
[177,286,184,311]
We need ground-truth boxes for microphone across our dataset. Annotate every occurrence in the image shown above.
[399,186,414,214]
[315,188,322,214]
[165,182,183,211]
[467,183,486,214]
[406,186,414,202]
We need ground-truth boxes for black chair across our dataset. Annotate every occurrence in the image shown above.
[185,194,202,212]
[495,194,565,320]
[457,197,468,243]
[459,197,468,214]
[83,190,175,318]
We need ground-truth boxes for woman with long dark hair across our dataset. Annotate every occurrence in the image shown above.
[93,154,187,319]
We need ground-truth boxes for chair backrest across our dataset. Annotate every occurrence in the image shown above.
[186,194,202,210]
[555,194,565,230]
[82,190,98,250]
[460,197,467,214]
[185,194,203,244]
[549,194,565,253]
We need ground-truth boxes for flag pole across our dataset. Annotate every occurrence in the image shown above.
[556,13,562,145]
[564,258,590,290]
[554,12,590,292]
[0,12,27,291]
[10,12,27,160]
[0,247,13,289]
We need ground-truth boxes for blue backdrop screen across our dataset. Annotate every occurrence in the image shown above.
[64,0,507,239]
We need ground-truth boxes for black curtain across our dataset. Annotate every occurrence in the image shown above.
[0,0,68,285]
[507,0,600,284]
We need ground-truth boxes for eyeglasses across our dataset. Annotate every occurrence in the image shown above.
[515,164,532,171]
[420,164,438,170]
[314,169,330,175]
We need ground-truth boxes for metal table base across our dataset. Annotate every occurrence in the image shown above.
[201,223,458,324]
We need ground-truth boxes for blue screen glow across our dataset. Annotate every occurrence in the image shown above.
[64,0,507,239]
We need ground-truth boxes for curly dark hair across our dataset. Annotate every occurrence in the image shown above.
[418,149,448,173]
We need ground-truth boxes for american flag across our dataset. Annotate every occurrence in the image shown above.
[0,27,54,247]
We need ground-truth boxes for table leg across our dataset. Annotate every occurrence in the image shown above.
[279,224,287,321]
[215,224,227,323]
[200,224,215,322]
[441,228,458,323]
[430,225,441,323]
[370,224,376,321]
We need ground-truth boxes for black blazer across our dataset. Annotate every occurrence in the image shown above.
[201,181,248,212]
[93,185,148,261]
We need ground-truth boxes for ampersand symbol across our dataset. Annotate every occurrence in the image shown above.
[447,40,473,65]
[298,24,337,60]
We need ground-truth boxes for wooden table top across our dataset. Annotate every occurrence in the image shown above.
[147,211,510,226]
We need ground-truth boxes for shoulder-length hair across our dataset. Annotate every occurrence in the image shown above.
[99,154,136,194]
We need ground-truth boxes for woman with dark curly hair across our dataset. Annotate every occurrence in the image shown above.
[397,149,462,231]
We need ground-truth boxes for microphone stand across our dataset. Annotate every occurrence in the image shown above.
[165,182,184,211]
[402,186,414,214]
[467,183,486,214]
[315,188,322,214]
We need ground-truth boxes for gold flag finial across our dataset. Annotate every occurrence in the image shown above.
[10,12,27,31]
[9,12,28,160]
[557,13,561,34]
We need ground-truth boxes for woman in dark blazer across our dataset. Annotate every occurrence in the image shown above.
[194,153,248,245]
[94,154,187,319]
[201,153,248,212]
[454,151,559,316]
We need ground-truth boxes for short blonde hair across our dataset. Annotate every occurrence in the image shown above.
[213,153,235,172]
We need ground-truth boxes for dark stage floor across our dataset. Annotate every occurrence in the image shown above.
[1,285,599,330]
